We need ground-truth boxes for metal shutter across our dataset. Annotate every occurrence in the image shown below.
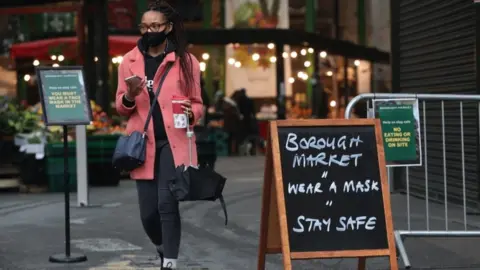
[395,0,477,206]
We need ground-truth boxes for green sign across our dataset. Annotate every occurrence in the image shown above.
[36,67,92,126]
[374,99,422,167]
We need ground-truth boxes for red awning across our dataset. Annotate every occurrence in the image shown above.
[10,35,140,60]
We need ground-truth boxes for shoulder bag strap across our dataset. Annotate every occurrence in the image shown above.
[143,62,174,133]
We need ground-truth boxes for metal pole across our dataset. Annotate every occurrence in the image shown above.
[76,125,89,206]
[63,125,71,257]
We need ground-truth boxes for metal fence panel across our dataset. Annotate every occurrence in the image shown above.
[345,93,480,269]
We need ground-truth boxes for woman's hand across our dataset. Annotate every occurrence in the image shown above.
[125,78,145,100]
[180,100,193,120]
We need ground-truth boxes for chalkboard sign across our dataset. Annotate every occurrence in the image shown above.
[257,119,397,270]
[36,66,92,126]
[278,124,387,251]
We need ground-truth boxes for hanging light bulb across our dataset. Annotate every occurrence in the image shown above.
[33,59,40,66]
[234,61,242,68]
[94,56,99,62]
[304,61,311,67]
[326,71,333,76]
[282,52,289,58]
[58,55,65,62]
[267,43,275,49]
[52,63,60,67]
[288,77,295,84]
[330,100,337,107]
[269,56,277,63]
[319,51,327,58]
[252,53,260,61]
[228,58,236,65]
[199,62,206,72]
[23,74,31,82]
[300,49,307,56]
[297,71,304,78]
[290,51,298,58]
[50,55,57,61]
[354,60,360,66]
[117,56,123,63]
[202,53,210,60]
[308,48,314,53]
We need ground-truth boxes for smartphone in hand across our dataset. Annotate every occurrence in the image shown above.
[124,75,142,86]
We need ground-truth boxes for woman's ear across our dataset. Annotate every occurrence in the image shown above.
[166,22,173,34]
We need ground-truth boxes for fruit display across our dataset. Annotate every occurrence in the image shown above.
[88,100,125,135]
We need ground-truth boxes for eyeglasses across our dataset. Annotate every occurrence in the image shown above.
[138,22,169,33]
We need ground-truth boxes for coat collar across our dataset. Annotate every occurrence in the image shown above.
[128,46,176,80]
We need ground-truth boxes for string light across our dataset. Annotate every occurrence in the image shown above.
[111,56,123,64]
[354,60,360,66]
[269,56,277,63]
[52,63,60,67]
[300,49,307,56]
[267,43,275,49]
[252,53,260,61]
[202,53,210,60]
[308,48,314,53]
[23,74,31,82]
[290,51,298,58]
[234,61,242,68]
[319,51,327,58]
[282,52,288,58]
[94,57,99,62]
[228,58,236,65]
[58,55,65,62]
[33,60,40,66]
[199,62,206,72]
[50,55,57,61]
[288,77,295,84]
[297,71,308,80]
[304,61,311,67]
[326,71,333,76]
[330,100,337,107]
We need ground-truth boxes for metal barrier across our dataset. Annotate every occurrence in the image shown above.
[345,93,480,269]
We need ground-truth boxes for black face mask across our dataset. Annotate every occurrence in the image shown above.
[143,31,168,47]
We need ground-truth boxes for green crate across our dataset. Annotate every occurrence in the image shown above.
[45,142,77,192]
[87,135,120,163]
[87,135,121,186]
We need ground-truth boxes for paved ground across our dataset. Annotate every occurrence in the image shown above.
[1,156,480,270]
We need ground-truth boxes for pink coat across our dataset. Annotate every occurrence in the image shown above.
[115,47,203,180]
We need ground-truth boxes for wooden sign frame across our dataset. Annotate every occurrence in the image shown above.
[257,119,398,270]
[36,66,93,126]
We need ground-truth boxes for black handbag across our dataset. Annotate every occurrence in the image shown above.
[168,115,228,225]
[112,62,173,171]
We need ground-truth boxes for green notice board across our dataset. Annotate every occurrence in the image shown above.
[373,99,422,167]
[36,66,92,126]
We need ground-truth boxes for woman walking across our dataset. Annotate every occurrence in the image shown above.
[115,1,203,269]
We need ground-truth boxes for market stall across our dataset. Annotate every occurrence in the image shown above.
[0,96,125,191]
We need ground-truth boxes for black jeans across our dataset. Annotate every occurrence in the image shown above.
[136,141,181,259]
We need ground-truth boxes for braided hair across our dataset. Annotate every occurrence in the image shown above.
[147,0,195,96]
